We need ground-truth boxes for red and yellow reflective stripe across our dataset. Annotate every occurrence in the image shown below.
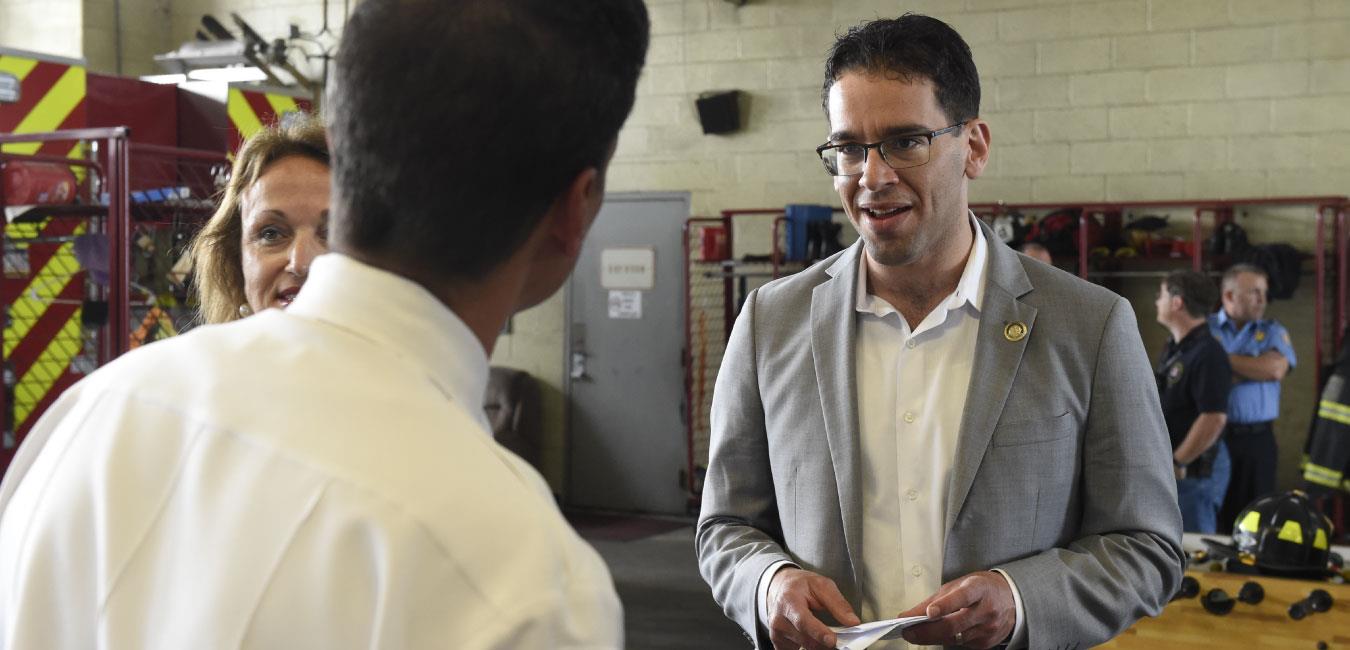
[2,221,86,430]
[0,55,39,82]
[227,87,312,150]
[13,309,81,426]
[0,53,87,179]
[0,52,90,432]
[2,223,84,357]
[226,87,265,142]
[264,92,300,118]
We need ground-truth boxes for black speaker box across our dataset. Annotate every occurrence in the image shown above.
[696,90,741,134]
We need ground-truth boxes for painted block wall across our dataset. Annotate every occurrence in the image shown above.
[0,0,82,60]
[82,0,172,77]
[601,0,1350,498]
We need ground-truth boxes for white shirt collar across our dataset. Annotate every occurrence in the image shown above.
[854,211,988,318]
[287,254,489,419]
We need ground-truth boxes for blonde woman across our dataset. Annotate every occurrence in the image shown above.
[191,114,329,323]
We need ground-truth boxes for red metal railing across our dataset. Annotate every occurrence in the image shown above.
[0,129,227,476]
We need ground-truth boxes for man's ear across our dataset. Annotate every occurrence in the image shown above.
[964,119,991,179]
[547,166,603,259]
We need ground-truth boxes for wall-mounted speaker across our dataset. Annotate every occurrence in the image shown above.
[695,90,741,135]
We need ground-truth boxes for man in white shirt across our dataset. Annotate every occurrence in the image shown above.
[0,1,649,648]
[696,14,1183,650]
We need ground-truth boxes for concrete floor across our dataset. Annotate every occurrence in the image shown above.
[584,523,750,649]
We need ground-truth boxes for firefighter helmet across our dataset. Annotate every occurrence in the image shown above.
[1230,490,1334,577]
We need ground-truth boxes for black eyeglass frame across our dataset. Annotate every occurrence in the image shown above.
[815,122,966,177]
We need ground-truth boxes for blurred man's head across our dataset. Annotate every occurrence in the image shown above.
[1156,269,1218,330]
[327,0,649,310]
[1220,263,1268,325]
[1020,242,1052,265]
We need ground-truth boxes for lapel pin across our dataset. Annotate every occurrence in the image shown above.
[1003,321,1028,342]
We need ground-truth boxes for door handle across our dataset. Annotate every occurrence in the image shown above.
[570,352,590,381]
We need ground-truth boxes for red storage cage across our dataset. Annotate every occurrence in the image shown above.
[0,48,229,477]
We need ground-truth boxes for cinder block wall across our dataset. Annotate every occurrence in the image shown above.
[0,0,82,59]
[610,0,1350,210]
[525,0,1350,495]
[83,0,172,77]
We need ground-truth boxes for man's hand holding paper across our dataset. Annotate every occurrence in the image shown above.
[898,571,1016,649]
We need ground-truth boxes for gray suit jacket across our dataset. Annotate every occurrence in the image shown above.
[696,223,1185,650]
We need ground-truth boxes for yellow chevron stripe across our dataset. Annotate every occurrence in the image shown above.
[3,66,85,155]
[4,223,86,357]
[13,308,82,427]
[67,142,86,182]
[157,312,179,338]
[265,92,300,118]
[227,88,264,142]
[0,55,39,79]
[5,222,43,240]
[1318,405,1350,426]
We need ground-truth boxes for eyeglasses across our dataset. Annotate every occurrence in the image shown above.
[815,122,965,177]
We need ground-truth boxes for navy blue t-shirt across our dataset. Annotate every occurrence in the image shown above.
[1155,325,1233,450]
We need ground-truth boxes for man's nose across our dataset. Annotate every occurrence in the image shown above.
[858,148,899,192]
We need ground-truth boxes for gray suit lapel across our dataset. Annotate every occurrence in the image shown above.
[944,225,1038,537]
[811,241,863,590]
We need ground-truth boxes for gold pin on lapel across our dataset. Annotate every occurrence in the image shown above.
[1003,321,1028,342]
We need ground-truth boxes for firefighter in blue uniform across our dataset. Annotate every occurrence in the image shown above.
[1209,263,1297,533]
[1155,270,1233,533]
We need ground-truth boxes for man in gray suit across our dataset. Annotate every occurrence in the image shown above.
[696,15,1184,650]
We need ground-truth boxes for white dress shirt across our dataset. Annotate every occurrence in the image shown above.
[0,254,622,649]
[757,216,1024,648]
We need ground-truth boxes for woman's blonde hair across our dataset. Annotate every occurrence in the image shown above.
[190,113,328,324]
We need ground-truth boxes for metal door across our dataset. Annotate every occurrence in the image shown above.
[566,192,689,514]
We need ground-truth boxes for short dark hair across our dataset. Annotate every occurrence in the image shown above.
[328,0,649,280]
[822,14,981,124]
[1164,270,1219,319]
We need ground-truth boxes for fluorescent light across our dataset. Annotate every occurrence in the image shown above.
[141,73,187,85]
[187,66,268,82]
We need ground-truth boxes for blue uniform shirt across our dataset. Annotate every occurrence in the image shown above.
[1208,310,1297,424]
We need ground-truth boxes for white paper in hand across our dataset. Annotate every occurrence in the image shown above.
[830,615,932,650]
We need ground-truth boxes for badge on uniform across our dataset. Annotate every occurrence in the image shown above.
[1168,362,1184,386]
[1004,321,1028,342]
[1255,329,1266,342]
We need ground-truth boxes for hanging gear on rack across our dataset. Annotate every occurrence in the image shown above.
[1206,220,1250,257]
[991,210,1029,247]
[1238,243,1303,300]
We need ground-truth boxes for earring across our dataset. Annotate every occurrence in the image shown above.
[238,303,252,318]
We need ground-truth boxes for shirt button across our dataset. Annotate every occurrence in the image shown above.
[911,565,923,577]
[906,339,916,349]
[907,489,919,501]
[903,412,915,423]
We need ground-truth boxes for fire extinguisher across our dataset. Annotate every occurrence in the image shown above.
[1,161,78,205]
